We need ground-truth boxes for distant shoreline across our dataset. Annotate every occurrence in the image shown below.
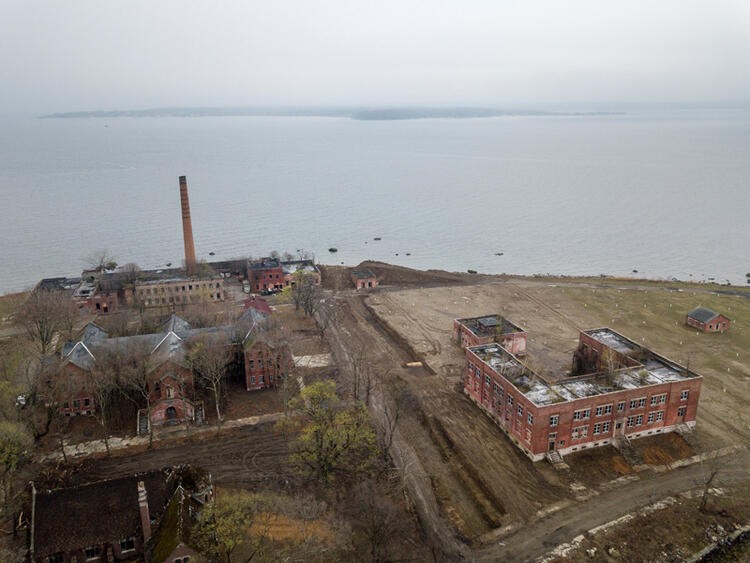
[39,106,624,121]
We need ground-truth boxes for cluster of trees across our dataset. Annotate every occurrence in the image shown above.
[190,376,414,562]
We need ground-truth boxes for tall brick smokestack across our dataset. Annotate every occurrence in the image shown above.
[179,176,197,274]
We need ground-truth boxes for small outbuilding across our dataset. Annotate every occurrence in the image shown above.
[351,269,378,290]
[686,307,731,333]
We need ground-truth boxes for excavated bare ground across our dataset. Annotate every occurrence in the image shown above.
[319,261,488,292]
[326,294,568,544]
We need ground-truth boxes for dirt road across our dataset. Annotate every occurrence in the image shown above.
[322,293,568,553]
[473,448,750,562]
[72,422,293,489]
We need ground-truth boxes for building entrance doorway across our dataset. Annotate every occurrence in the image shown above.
[166,406,177,420]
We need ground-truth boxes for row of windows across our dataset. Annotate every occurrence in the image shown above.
[144,293,221,306]
[51,538,135,563]
[553,406,687,428]
[139,282,221,294]
[627,410,668,427]
[62,397,91,409]
[561,420,614,441]
[249,374,276,386]
[551,390,691,426]
[247,357,282,371]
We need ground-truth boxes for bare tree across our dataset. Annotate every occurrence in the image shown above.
[291,271,322,317]
[188,334,231,430]
[351,346,374,406]
[347,479,404,563]
[85,249,117,274]
[118,262,141,284]
[378,379,410,463]
[113,342,157,447]
[17,290,79,356]
[698,453,722,512]
[90,349,121,455]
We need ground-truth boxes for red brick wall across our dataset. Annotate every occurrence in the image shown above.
[147,364,195,426]
[465,347,703,460]
[55,364,95,416]
[151,398,194,425]
[148,364,194,403]
[687,314,730,332]
[244,342,292,391]
[249,267,284,292]
[454,320,527,355]
[352,276,378,289]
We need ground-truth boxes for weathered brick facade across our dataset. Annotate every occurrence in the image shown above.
[453,315,527,356]
[248,259,285,292]
[243,340,292,391]
[351,269,379,290]
[134,277,224,308]
[464,327,702,461]
[685,307,731,333]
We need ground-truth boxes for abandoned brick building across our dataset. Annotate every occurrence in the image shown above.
[464,325,702,461]
[55,308,291,431]
[685,306,731,333]
[247,257,321,293]
[453,314,527,355]
[351,268,379,290]
[29,466,211,563]
[133,275,225,308]
[239,306,293,391]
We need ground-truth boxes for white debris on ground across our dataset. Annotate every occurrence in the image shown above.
[293,353,332,368]
[540,487,729,562]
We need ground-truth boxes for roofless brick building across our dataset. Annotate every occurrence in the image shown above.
[464,325,702,461]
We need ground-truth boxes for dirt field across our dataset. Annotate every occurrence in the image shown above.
[322,291,569,551]
[367,277,750,449]
[352,268,749,558]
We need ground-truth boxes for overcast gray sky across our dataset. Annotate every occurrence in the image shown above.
[2,0,749,113]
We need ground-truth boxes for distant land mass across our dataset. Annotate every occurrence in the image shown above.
[40,106,623,121]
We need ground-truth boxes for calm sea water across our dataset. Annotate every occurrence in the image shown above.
[0,111,748,293]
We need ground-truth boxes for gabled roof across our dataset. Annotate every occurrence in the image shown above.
[239,306,268,326]
[243,296,273,315]
[150,331,187,368]
[158,314,193,337]
[687,307,721,323]
[64,341,96,371]
[351,268,377,279]
[149,486,206,563]
[31,469,173,558]
[80,322,109,344]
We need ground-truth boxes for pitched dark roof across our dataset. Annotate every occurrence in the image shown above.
[687,307,720,324]
[351,268,376,279]
[32,469,173,558]
[150,332,187,367]
[149,487,207,563]
[80,322,109,344]
[64,341,96,371]
[37,277,82,291]
[158,314,193,336]
[243,296,273,315]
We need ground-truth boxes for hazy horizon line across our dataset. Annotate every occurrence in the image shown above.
[36,102,750,121]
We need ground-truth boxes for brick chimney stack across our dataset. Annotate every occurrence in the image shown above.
[137,480,152,543]
[179,176,197,275]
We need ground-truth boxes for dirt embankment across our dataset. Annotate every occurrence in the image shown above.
[323,292,567,550]
[320,261,492,291]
